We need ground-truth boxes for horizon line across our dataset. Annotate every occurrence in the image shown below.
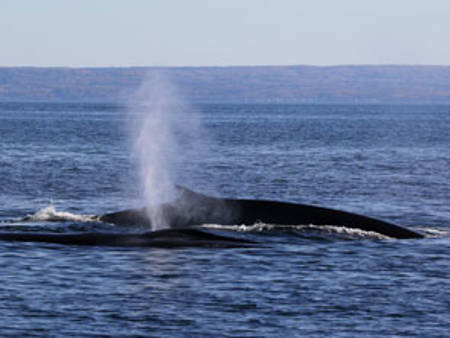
[1,64,450,69]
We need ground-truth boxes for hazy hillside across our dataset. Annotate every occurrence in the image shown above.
[0,65,449,104]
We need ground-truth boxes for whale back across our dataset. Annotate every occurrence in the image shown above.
[99,186,423,239]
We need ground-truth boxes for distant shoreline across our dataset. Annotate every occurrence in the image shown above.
[1,65,449,104]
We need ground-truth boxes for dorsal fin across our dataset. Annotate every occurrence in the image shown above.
[174,185,221,203]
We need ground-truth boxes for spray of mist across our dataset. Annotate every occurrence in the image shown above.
[127,71,207,230]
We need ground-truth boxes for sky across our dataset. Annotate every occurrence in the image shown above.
[1,0,450,67]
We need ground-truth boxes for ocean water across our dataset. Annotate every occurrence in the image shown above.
[0,102,449,336]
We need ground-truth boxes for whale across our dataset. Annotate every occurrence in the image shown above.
[0,228,254,248]
[0,186,423,247]
[100,186,424,239]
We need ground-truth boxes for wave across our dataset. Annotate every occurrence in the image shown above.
[202,223,391,239]
[414,226,450,238]
[19,205,98,223]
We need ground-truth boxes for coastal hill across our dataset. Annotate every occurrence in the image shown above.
[0,65,449,104]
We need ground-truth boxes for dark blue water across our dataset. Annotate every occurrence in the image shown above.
[0,103,449,336]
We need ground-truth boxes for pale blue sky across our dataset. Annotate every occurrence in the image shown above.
[1,0,449,67]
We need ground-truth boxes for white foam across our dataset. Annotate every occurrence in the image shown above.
[203,222,276,232]
[309,224,391,239]
[414,226,450,238]
[21,205,98,223]
[202,223,391,239]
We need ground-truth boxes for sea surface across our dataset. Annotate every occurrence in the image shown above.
[0,102,449,337]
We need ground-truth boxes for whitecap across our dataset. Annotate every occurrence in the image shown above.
[414,226,450,238]
[20,205,98,223]
[202,223,391,239]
